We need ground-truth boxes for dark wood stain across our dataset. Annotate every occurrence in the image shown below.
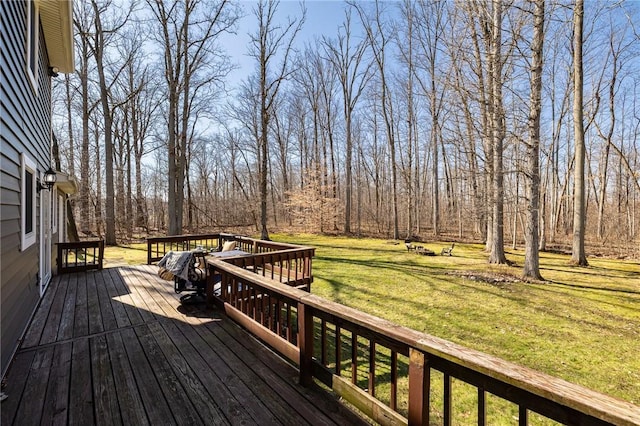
[0,266,365,425]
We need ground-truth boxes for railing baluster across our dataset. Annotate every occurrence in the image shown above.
[519,406,528,426]
[321,319,327,366]
[276,300,282,337]
[335,324,341,375]
[260,291,267,326]
[270,255,275,280]
[268,295,273,331]
[351,332,358,385]
[369,341,376,397]
[391,350,397,410]
[242,282,248,314]
[444,373,452,426]
[220,273,229,300]
[478,388,486,426]
[248,285,253,316]
[233,277,240,307]
[286,303,292,342]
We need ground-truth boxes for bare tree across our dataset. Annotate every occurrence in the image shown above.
[248,0,305,240]
[353,0,400,240]
[412,0,447,238]
[571,0,588,266]
[146,0,239,235]
[323,9,371,234]
[523,0,545,280]
[90,0,134,245]
[73,2,98,235]
[487,0,509,264]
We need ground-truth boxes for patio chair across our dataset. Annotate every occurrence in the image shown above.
[158,250,208,304]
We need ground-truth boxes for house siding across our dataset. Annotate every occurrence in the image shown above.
[1,0,54,375]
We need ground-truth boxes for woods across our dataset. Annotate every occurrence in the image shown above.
[53,0,640,267]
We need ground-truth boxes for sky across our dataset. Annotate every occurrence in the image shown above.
[221,1,354,89]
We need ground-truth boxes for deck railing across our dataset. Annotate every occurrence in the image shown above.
[146,233,311,263]
[207,261,640,426]
[148,233,314,290]
[147,233,227,264]
[222,248,313,291]
[57,240,104,274]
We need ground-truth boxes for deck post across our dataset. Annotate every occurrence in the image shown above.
[98,240,104,270]
[297,302,314,386]
[206,264,216,306]
[408,348,430,425]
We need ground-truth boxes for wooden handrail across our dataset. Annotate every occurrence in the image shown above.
[207,261,640,426]
[147,233,225,264]
[146,233,311,264]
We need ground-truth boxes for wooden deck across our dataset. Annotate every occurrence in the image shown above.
[0,265,366,425]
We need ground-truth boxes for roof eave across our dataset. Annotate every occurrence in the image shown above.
[55,172,78,195]
[38,0,75,73]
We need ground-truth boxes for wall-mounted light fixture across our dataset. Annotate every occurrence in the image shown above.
[48,66,59,77]
[37,167,57,192]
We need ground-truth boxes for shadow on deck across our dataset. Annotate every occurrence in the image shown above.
[0,265,366,425]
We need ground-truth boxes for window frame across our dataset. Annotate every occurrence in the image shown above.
[52,187,58,234]
[58,194,65,243]
[21,153,37,250]
[26,0,39,93]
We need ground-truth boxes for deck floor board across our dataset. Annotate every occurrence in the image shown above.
[14,346,54,426]
[104,331,149,426]
[73,272,89,338]
[86,269,104,335]
[1,266,366,425]
[95,270,119,332]
[41,341,72,425]
[37,275,70,346]
[57,273,77,341]
[68,339,94,425]
[103,267,131,328]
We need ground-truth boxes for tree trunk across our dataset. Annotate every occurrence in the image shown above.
[523,0,544,281]
[260,45,270,240]
[64,77,75,178]
[91,0,116,245]
[488,0,508,265]
[79,32,91,235]
[571,0,589,266]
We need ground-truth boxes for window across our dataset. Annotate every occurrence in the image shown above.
[21,153,37,250]
[26,0,39,92]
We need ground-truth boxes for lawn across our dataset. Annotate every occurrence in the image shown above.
[269,233,640,409]
[103,243,148,266]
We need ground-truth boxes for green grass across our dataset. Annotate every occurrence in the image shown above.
[103,243,148,266]
[103,234,640,422]
[269,234,640,411]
